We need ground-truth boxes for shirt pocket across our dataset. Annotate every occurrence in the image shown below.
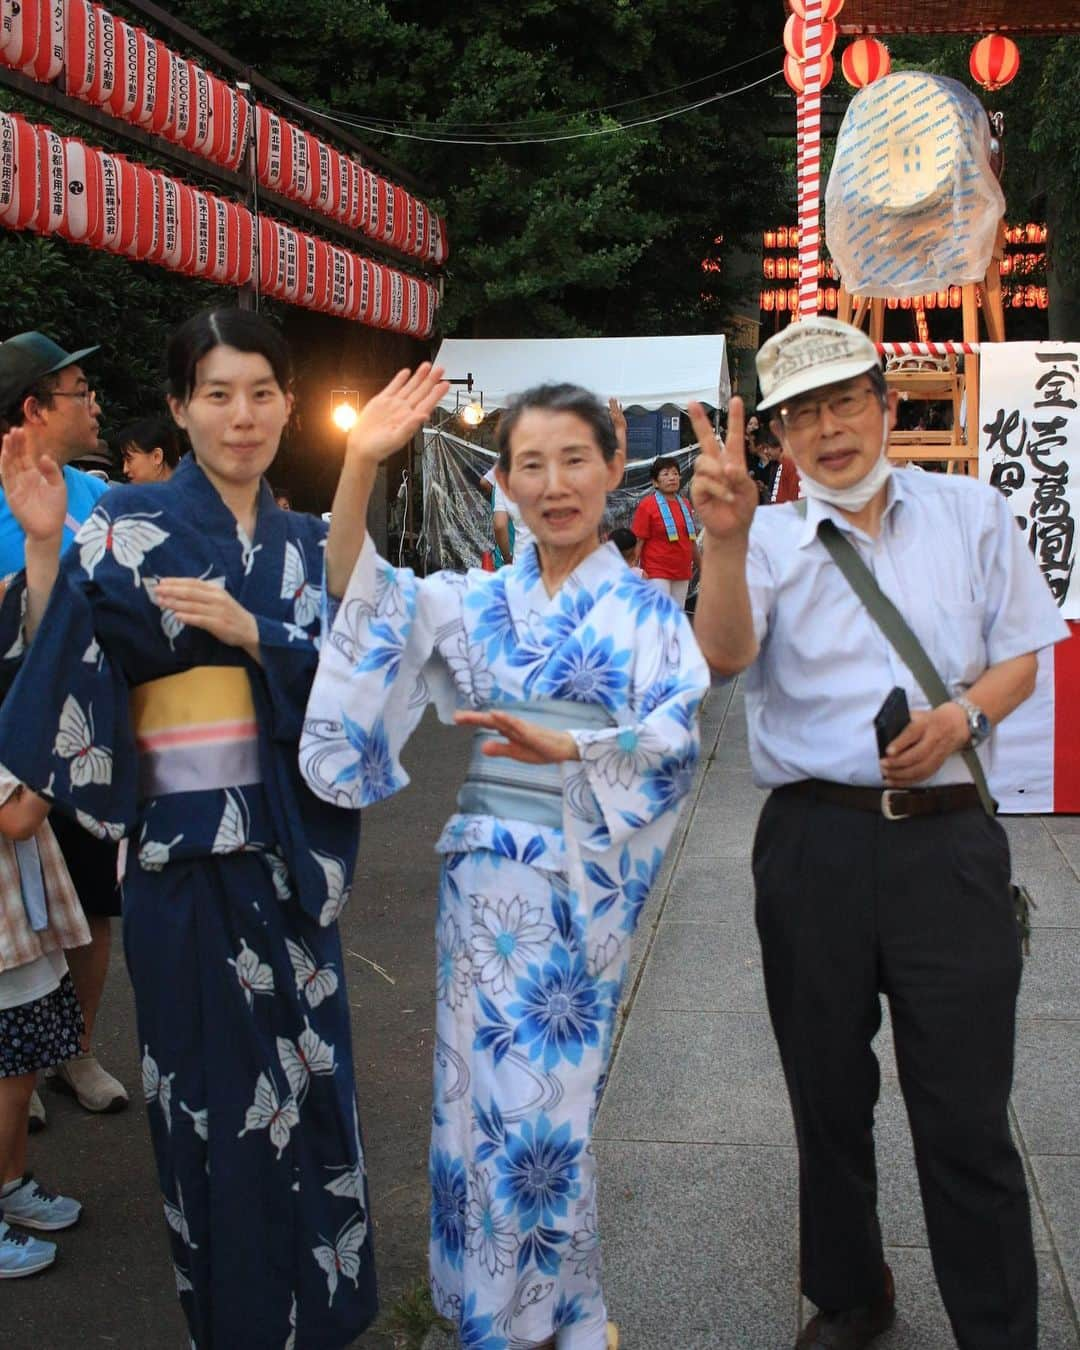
[932,598,987,691]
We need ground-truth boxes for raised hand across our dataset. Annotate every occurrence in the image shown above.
[0,427,67,543]
[454,709,581,765]
[688,397,758,542]
[345,363,449,467]
[153,578,259,656]
[608,397,628,457]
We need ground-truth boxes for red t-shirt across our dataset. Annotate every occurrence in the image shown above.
[631,492,696,581]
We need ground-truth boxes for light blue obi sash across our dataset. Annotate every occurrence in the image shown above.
[654,490,695,543]
[457,698,615,829]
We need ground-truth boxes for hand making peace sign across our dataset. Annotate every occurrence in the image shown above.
[688,396,759,541]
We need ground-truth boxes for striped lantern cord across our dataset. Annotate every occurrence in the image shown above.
[797,0,823,318]
[876,342,980,356]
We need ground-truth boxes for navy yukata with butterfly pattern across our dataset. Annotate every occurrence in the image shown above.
[300,537,710,1350]
[0,454,376,1350]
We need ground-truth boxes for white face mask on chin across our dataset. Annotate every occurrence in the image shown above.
[796,414,892,512]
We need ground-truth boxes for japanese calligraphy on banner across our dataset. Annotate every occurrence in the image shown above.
[980,342,1080,618]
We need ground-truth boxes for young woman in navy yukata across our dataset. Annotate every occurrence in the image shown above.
[0,310,445,1348]
[300,377,711,1350]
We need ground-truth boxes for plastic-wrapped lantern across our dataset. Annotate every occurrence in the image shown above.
[784,15,838,64]
[0,112,41,231]
[784,51,833,93]
[58,138,103,245]
[969,34,1020,92]
[787,0,846,19]
[842,37,891,87]
[108,18,143,119]
[63,0,97,96]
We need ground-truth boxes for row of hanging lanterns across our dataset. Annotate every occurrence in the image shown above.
[0,109,438,336]
[0,0,449,266]
[760,284,1047,313]
[781,1,1020,95]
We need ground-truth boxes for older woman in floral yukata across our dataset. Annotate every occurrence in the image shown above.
[301,376,710,1350]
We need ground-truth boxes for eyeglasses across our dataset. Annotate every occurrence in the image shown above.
[778,384,876,433]
[50,389,97,407]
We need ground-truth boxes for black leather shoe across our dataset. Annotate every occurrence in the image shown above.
[795,1265,896,1349]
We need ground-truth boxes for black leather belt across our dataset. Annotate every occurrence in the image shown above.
[777,778,982,821]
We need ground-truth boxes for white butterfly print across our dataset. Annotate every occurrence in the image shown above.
[174,1264,193,1295]
[237,1071,299,1159]
[213,790,254,854]
[179,1101,208,1141]
[2,585,26,661]
[43,773,55,798]
[75,810,125,842]
[281,541,321,629]
[141,1046,175,1131]
[266,851,292,900]
[144,570,225,648]
[323,1162,365,1201]
[54,695,113,788]
[313,1216,367,1307]
[237,523,262,576]
[284,939,338,1009]
[82,637,100,664]
[77,508,169,585]
[228,938,274,1007]
[277,1020,336,1102]
[312,850,350,927]
[138,833,183,871]
[163,1181,197,1248]
[283,621,314,645]
[285,1292,297,1350]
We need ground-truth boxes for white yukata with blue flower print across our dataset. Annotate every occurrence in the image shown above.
[300,538,709,1349]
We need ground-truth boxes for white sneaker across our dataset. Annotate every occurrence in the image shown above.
[28,1089,46,1133]
[52,1055,128,1113]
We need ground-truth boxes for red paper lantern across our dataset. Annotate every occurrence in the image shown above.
[327,244,350,315]
[63,0,97,96]
[109,153,138,255]
[788,0,845,19]
[233,204,255,288]
[7,0,64,83]
[419,280,437,337]
[57,138,103,244]
[134,36,172,134]
[404,276,422,334]
[108,19,143,119]
[33,125,67,236]
[184,64,213,154]
[333,152,356,224]
[256,107,293,191]
[784,15,837,64]
[158,175,191,271]
[969,34,1020,92]
[285,123,312,203]
[90,6,118,107]
[0,0,35,69]
[784,52,834,93]
[761,290,775,313]
[842,38,891,88]
[224,87,250,172]
[130,162,161,260]
[0,112,41,230]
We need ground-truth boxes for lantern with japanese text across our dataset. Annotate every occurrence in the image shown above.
[784,53,833,93]
[842,38,890,88]
[135,35,172,134]
[158,175,193,272]
[223,86,250,172]
[131,161,162,260]
[90,6,118,107]
[108,18,143,120]
[969,35,1020,92]
[33,125,67,237]
[0,112,40,231]
[58,138,103,245]
[63,0,97,96]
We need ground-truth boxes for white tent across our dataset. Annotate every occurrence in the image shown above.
[434,335,730,412]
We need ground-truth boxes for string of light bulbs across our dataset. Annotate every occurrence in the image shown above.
[270,68,784,148]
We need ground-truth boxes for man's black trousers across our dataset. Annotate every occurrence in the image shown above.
[753,791,1037,1349]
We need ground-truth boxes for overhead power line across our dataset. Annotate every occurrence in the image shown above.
[272,68,784,148]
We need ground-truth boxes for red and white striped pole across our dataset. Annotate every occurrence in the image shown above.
[796,0,823,319]
[876,342,980,357]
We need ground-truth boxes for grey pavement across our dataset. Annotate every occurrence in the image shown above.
[429,679,1080,1349]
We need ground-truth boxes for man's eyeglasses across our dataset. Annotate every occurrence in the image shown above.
[778,384,876,433]
[50,389,97,407]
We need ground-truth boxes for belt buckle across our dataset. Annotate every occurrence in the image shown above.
[881,789,911,821]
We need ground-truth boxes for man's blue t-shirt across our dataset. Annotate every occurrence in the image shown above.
[0,465,110,575]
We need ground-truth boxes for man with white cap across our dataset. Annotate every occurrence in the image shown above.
[688,317,1068,1349]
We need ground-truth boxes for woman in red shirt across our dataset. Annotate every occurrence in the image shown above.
[631,456,699,608]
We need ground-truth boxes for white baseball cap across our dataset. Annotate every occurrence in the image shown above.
[756,317,881,412]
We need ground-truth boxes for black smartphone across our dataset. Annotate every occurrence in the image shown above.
[874,686,911,757]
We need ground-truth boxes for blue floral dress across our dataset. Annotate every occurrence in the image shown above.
[300,538,709,1348]
[0,458,376,1349]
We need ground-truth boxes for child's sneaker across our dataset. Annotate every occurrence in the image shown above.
[0,1175,81,1231]
[0,1219,56,1277]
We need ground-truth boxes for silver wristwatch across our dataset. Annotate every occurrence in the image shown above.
[954,696,991,748]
